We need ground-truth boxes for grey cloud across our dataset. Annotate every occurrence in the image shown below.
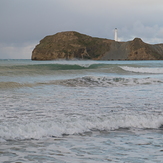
[1,0,163,58]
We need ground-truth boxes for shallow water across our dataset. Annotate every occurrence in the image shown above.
[1,59,163,162]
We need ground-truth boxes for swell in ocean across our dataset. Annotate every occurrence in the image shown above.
[1,107,163,141]
[1,60,163,141]
[1,60,163,89]
[1,76,163,89]
[2,60,163,163]
[1,98,163,140]
[1,60,163,75]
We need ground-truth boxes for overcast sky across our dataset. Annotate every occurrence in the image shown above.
[1,0,163,59]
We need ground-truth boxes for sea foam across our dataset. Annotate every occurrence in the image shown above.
[120,66,163,74]
[54,76,163,87]
[1,111,163,140]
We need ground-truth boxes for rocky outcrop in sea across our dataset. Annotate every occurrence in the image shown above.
[32,31,163,60]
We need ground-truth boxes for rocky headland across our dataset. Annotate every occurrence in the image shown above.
[32,31,163,60]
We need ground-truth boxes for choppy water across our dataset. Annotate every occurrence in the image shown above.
[1,59,163,162]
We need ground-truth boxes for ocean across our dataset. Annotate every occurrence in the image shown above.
[1,59,163,163]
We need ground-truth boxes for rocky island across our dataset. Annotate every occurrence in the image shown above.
[32,31,163,60]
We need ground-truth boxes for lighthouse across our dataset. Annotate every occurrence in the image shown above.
[114,28,118,41]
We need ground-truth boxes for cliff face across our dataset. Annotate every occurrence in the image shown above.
[32,31,163,60]
[128,38,163,60]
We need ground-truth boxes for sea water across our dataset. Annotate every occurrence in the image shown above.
[1,59,163,162]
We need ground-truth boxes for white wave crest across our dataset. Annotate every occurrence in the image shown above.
[55,76,163,87]
[120,66,163,74]
[1,112,163,140]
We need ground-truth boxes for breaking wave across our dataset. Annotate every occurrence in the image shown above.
[0,62,104,72]
[120,66,163,74]
[55,76,163,87]
[1,111,163,140]
[1,76,162,90]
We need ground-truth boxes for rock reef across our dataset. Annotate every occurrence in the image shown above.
[32,31,163,60]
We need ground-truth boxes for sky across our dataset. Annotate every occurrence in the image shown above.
[1,0,163,59]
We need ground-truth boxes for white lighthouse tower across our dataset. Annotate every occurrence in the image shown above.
[114,28,118,41]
